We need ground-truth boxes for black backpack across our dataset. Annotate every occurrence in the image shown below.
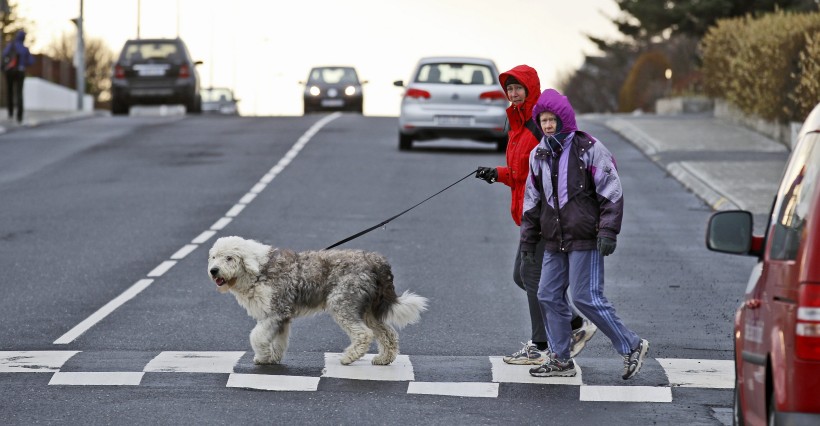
[3,43,20,72]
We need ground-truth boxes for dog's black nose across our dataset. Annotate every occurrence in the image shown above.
[210,267,219,277]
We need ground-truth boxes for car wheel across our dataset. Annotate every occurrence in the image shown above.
[399,132,412,151]
[303,106,312,115]
[496,136,508,152]
[111,99,129,115]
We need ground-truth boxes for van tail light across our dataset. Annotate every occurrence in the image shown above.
[114,65,125,79]
[796,284,820,360]
[179,64,191,78]
[480,90,506,101]
[405,88,430,99]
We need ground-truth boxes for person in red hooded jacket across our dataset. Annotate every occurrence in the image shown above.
[475,65,596,364]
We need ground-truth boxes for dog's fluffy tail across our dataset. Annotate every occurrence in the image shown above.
[384,291,428,328]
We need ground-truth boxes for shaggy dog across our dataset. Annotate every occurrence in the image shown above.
[207,236,428,366]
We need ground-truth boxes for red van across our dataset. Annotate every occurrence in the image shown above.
[706,102,820,425]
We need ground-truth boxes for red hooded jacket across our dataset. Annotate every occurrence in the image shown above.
[496,65,541,226]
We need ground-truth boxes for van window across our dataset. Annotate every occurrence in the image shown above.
[769,133,820,260]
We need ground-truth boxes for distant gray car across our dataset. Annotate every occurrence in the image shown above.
[394,56,508,151]
[201,87,239,115]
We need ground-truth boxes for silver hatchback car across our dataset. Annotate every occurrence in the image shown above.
[394,57,508,151]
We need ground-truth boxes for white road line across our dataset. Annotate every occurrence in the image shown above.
[210,217,232,231]
[490,356,583,385]
[322,353,414,381]
[143,351,245,373]
[53,113,341,345]
[49,371,144,386]
[0,351,79,372]
[580,385,673,402]
[171,244,198,260]
[53,279,154,344]
[227,373,320,391]
[407,382,499,398]
[192,230,217,244]
[147,260,176,277]
[657,358,734,389]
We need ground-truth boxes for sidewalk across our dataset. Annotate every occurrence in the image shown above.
[605,114,790,220]
[0,109,100,134]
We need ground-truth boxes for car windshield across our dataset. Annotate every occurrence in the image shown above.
[202,88,233,103]
[308,68,359,85]
[415,63,495,85]
[122,42,182,63]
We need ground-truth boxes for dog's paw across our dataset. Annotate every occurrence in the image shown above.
[371,354,395,365]
[253,356,277,365]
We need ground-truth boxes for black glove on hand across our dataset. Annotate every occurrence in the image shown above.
[597,237,616,256]
[521,251,537,265]
[475,167,498,184]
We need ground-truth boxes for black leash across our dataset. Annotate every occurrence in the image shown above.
[325,168,479,250]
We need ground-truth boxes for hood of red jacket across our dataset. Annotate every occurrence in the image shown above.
[499,65,540,123]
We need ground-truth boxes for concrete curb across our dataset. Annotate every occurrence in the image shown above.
[0,110,103,135]
[605,117,741,212]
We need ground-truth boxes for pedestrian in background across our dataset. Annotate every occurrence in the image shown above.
[3,30,35,123]
[475,65,596,365]
[521,88,648,379]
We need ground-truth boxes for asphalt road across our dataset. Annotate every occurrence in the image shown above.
[0,112,757,425]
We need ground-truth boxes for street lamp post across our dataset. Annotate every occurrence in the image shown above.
[72,0,85,111]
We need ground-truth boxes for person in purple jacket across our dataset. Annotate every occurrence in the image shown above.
[3,30,36,123]
[520,88,649,379]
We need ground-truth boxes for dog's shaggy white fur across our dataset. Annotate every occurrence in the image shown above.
[207,236,428,366]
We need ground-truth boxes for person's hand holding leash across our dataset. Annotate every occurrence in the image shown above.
[521,250,537,264]
[476,167,497,184]
[597,237,616,256]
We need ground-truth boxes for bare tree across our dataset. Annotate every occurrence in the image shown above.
[45,31,115,104]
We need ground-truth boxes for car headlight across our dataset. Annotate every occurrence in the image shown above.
[309,86,321,96]
[344,86,356,96]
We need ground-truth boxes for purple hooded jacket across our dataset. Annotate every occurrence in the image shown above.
[3,31,35,72]
[520,89,624,253]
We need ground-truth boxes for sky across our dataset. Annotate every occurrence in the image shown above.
[16,0,623,116]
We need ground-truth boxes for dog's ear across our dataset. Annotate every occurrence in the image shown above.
[242,253,262,276]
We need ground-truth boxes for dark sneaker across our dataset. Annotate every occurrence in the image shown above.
[529,356,577,377]
[622,338,649,380]
[570,319,598,358]
[503,341,548,365]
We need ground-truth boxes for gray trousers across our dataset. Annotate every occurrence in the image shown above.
[538,249,639,359]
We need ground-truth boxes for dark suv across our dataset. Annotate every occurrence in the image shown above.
[111,38,202,115]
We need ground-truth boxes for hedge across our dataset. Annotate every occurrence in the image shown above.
[701,11,820,123]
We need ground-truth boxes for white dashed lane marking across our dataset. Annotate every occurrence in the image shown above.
[490,356,583,385]
[49,371,144,386]
[408,382,499,398]
[227,373,320,392]
[143,351,245,373]
[0,351,79,372]
[50,113,342,344]
[657,358,734,389]
[580,385,673,402]
[322,353,415,381]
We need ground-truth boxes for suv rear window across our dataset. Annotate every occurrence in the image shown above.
[769,133,820,260]
[415,63,495,85]
[121,42,182,63]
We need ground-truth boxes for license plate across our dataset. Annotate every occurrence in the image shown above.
[435,115,473,126]
[131,88,174,96]
[134,64,169,76]
[321,99,344,107]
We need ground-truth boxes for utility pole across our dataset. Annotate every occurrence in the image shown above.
[72,0,85,111]
[137,0,141,39]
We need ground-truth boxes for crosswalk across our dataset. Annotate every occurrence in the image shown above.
[0,350,734,400]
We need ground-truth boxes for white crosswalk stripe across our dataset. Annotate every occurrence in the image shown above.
[0,350,734,400]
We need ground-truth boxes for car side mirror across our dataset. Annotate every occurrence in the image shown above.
[393,80,404,87]
[361,80,369,85]
[706,210,754,255]
[194,60,203,66]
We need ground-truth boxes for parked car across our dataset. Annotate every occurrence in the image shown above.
[110,37,202,115]
[201,87,239,115]
[706,102,820,425]
[393,56,508,151]
[302,66,365,114]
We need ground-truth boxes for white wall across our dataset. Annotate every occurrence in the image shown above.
[23,77,93,111]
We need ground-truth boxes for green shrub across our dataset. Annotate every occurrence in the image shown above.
[701,11,820,122]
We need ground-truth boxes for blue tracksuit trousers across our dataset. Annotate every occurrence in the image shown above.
[538,249,640,360]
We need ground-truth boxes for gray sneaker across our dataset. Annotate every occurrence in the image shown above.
[503,341,548,365]
[570,319,598,358]
[622,338,649,380]
[529,356,577,377]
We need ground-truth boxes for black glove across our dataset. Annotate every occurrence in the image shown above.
[475,167,498,184]
[521,251,537,265]
[597,237,616,256]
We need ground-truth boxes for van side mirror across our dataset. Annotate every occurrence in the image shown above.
[706,210,754,255]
